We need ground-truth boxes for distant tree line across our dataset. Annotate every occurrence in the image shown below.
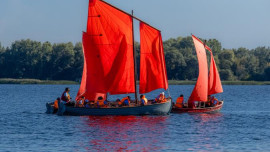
[0,36,269,81]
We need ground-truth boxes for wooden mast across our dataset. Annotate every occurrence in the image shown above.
[132,10,138,103]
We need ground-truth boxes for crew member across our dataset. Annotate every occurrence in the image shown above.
[121,96,131,106]
[54,97,60,112]
[175,94,184,108]
[61,87,71,104]
[97,96,105,108]
[140,95,148,106]
[210,96,219,106]
[76,96,85,107]
[155,92,165,103]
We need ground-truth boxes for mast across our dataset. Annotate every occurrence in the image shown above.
[132,10,138,103]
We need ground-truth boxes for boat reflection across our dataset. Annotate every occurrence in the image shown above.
[187,113,224,152]
[80,116,168,151]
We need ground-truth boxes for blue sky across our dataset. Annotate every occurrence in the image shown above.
[0,0,270,49]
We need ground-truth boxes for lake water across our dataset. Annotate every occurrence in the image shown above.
[0,85,270,152]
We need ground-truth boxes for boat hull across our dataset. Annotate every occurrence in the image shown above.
[172,101,223,113]
[47,98,172,116]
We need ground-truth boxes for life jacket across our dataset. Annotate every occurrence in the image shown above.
[121,97,130,106]
[76,98,85,107]
[141,96,148,105]
[54,100,59,109]
[175,97,184,108]
[61,91,70,102]
[97,99,105,107]
[160,94,166,102]
[155,94,165,103]
[211,97,218,106]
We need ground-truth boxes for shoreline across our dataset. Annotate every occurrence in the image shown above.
[0,78,270,85]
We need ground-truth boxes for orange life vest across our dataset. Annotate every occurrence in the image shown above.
[97,99,105,107]
[54,100,59,109]
[159,94,166,102]
[76,98,85,107]
[175,97,184,108]
[120,97,130,105]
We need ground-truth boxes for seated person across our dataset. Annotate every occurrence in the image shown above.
[96,96,105,108]
[175,94,184,108]
[61,87,71,105]
[210,96,219,107]
[76,96,85,107]
[140,95,148,106]
[84,99,89,106]
[53,97,60,112]
[116,99,122,107]
[154,92,166,103]
[121,96,131,106]
[206,95,212,107]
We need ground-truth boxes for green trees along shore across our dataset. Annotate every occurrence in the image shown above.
[0,36,269,82]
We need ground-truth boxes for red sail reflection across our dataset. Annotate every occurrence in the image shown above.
[79,116,168,151]
[187,113,224,151]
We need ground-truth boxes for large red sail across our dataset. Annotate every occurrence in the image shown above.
[188,35,208,104]
[139,22,168,94]
[76,0,134,100]
[207,48,223,95]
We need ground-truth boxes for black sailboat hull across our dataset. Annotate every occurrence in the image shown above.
[47,98,172,116]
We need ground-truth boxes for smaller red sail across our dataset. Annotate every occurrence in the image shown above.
[139,22,168,94]
[188,35,208,104]
[207,48,223,95]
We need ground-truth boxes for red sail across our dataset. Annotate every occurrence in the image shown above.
[207,48,223,95]
[139,22,168,94]
[188,35,208,103]
[76,0,134,100]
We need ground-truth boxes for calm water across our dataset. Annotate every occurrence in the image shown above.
[0,85,270,152]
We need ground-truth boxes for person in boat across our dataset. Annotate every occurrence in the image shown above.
[96,96,108,108]
[140,95,148,106]
[115,99,122,107]
[76,96,85,107]
[85,100,90,108]
[154,92,166,103]
[210,96,219,107]
[121,96,131,106]
[84,99,89,106]
[206,95,212,107]
[175,94,184,108]
[53,97,60,113]
[61,87,71,104]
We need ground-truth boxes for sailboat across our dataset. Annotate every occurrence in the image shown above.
[48,0,172,116]
[172,35,224,113]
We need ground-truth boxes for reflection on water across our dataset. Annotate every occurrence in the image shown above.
[1,85,270,151]
[79,116,168,151]
[187,113,224,152]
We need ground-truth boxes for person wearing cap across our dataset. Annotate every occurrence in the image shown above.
[61,87,71,104]
[155,92,166,103]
